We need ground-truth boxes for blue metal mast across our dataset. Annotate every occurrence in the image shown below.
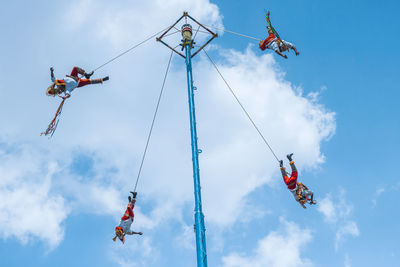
[182,24,208,267]
[157,14,217,266]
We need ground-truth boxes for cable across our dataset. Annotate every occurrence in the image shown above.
[205,25,261,41]
[133,50,174,192]
[203,49,280,162]
[193,25,201,41]
[163,30,181,38]
[92,26,170,72]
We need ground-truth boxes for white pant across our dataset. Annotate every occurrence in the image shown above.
[290,188,298,201]
[267,39,295,53]
[63,76,78,93]
[119,219,133,235]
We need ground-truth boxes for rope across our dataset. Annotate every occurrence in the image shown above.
[163,30,181,38]
[133,50,174,192]
[205,25,261,41]
[41,97,66,137]
[193,25,201,41]
[203,49,280,162]
[92,26,170,72]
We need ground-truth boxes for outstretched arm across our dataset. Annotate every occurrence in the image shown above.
[281,40,299,56]
[275,50,288,59]
[291,46,299,56]
[125,231,143,235]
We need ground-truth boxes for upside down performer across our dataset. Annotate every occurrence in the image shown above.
[280,153,316,209]
[46,66,109,98]
[259,11,299,59]
[259,27,299,59]
[113,192,143,244]
[41,66,109,137]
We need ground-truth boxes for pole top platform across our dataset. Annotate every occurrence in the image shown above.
[156,12,217,59]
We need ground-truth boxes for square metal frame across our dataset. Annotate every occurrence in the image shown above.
[156,12,218,59]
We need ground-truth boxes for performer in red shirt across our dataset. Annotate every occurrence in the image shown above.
[113,192,143,243]
[259,27,299,59]
[280,153,316,208]
[46,66,109,98]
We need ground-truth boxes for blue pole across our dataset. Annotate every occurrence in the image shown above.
[184,41,208,267]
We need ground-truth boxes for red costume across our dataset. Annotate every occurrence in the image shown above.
[279,155,315,208]
[47,66,108,97]
[54,67,92,88]
[113,193,142,243]
[259,32,276,51]
[121,204,134,221]
[281,161,298,190]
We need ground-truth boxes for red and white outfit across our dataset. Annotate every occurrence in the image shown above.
[280,161,298,199]
[52,67,93,94]
[259,32,295,53]
[116,203,135,235]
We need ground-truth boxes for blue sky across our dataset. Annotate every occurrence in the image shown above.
[0,0,399,266]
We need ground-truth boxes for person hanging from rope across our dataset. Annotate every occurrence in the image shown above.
[280,153,316,208]
[41,66,109,137]
[259,26,299,59]
[46,66,109,98]
[259,11,299,59]
[113,192,143,244]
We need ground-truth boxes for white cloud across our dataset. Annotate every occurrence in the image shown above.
[306,85,327,104]
[174,224,195,250]
[317,190,359,250]
[371,186,385,208]
[335,221,359,250]
[0,143,69,249]
[344,254,352,267]
[109,235,156,267]
[317,195,336,223]
[222,218,313,267]
[64,0,223,48]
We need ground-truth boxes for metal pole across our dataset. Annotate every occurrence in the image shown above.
[183,25,208,267]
